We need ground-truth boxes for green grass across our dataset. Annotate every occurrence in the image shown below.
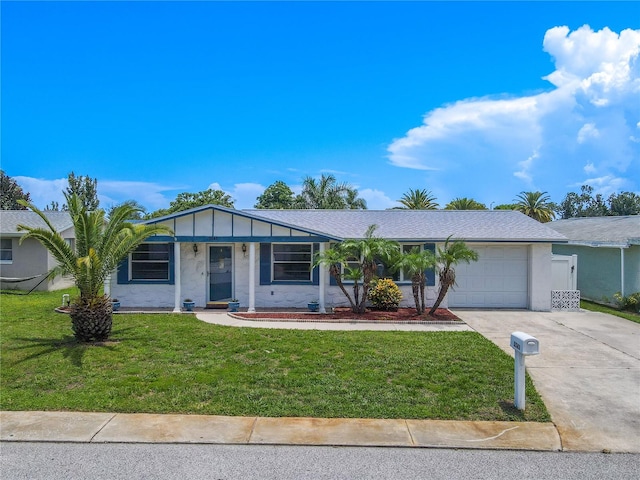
[581,299,640,324]
[0,289,549,422]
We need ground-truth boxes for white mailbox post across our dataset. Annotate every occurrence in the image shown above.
[510,331,540,410]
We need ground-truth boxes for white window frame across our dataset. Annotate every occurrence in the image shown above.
[129,243,170,281]
[0,238,13,264]
[272,242,313,282]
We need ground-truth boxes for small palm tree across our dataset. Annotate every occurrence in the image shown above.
[394,247,436,314]
[514,191,555,223]
[444,197,487,210]
[18,193,173,342]
[429,237,479,316]
[395,189,439,210]
[314,225,399,313]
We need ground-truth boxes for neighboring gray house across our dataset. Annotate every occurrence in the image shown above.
[0,210,75,292]
[108,207,566,312]
[550,216,640,302]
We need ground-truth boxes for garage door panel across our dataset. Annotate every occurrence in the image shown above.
[448,246,528,308]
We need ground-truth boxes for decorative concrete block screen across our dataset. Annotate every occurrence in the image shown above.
[551,290,581,311]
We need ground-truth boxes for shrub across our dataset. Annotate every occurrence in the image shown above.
[368,278,402,311]
[613,292,640,313]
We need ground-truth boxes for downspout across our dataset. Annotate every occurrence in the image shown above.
[319,242,326,313]
[620,247,625,297]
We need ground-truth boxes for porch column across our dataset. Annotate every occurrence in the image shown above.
[104,274,111,298]
[173,242,181,313]
[319,242,327,313]
[248,242,256,312]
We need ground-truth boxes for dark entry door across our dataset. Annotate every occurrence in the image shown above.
[209,246,232,301]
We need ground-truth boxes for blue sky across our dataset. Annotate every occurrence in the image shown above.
[2,1,639,211]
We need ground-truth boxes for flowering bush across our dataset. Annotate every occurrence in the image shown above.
[613,292,640,313]
[368,278,402,311]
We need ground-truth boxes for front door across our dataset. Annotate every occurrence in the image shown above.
[209,246,232,301]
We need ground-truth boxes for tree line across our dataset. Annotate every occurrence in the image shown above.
[2,170,639,223]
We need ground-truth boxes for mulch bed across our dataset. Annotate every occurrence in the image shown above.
[234,307,460,322]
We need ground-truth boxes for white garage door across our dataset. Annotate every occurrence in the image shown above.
[448,246,529,308]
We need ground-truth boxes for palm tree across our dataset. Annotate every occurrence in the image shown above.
[514,191,555,223]
[444,197,487,210]
[394,247,436,314]
[295,174,366,209]
[344,188,367,210]
[18,193,172,342]
[429,237,479,316]
[395,189,439,209]
[314,225,399,313]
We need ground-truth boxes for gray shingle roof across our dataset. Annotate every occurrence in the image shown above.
[246,209,567,242]
[549,216,640,246]
[0,210,73,235]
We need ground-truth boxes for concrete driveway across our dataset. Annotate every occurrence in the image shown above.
[453,309,640,453]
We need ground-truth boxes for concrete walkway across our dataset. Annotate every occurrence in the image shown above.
[196,310,473,331]
[455,309,640,453]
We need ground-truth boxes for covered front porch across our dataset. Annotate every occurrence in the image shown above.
[170,241,330,314]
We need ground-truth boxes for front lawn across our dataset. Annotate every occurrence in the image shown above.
[0,289,549,421]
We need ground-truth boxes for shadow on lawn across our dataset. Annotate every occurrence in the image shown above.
[498,400,529,421]
[8,327,138,368]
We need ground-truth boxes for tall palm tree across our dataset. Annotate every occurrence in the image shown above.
[429,237,479,316]
[18,193,172,342]
[344,188,367,210]
[295,174,365,209]
[514,191,555,223]
[444,197,487,210]
[394,246,436,314]
[395,189,439,209]
[314,225,399,313]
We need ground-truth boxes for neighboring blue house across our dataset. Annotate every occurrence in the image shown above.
[550,216,640,303]
[108,207,566,312]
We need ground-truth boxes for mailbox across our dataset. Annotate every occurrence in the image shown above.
[510,331,539,356]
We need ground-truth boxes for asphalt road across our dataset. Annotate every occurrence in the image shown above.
[1,443,638,479]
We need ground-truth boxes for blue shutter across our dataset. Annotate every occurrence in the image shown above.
[424,243,436,286]
[168,243,175,285]
[260,243,271,285]
[117,257,129,284]
[312,243,319,285]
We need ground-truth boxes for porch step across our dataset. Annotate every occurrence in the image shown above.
[206,302,229,309]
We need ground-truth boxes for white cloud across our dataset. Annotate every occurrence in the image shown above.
[387,26,640,201]
[543,26,640,106]
[100,180,184,210]
[576,175,628,197]
[15,176,183,212]
[15,176,68,209]
[358,188,397,210]
[583,162,597,174]
[577,123,600,143]
[208,182,266,209]
[513,150,539,186]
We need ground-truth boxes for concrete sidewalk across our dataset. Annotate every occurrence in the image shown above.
[0,411,560,451]
[455,309,640,453]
